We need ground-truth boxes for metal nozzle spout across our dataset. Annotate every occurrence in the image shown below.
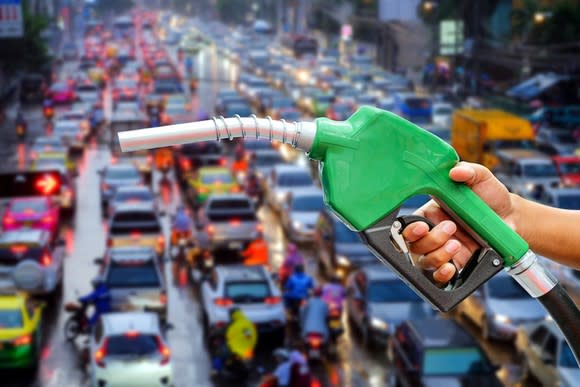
[118,115,317,153]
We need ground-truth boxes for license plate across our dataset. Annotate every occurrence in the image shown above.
[228,242,242,249]
[329,320,342,329]
[309,349,320,357]
[23,222,33,227]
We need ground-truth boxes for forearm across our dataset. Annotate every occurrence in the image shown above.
[512,194,580,269]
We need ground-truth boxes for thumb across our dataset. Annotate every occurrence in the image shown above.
[449,162,494,188]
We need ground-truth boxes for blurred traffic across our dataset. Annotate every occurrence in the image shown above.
[0,1,579,387]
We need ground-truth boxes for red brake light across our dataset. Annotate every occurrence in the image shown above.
[230,219,241,226]
[256,223,264,232]
[265,296,281,305]
[157,235,165,247]
[130,231,141,239]
[147,154,153,165]
[106,237,113,247]
[206,225,215,234]
[3,215,15,225]
[219,158,227,166]
[13,334,32,346]
[180,159,191,170]
[214,298,233,307]
[160,292,167,305]
[157,337,171,365]
[308,333,322,348]
[42,215,54,224]
[10,245,28,255]
[95,339,108,368]
[41,253,52,266]
[125,330,139,338]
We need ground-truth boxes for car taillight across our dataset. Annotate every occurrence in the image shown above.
[42,215,54,224]
[308,333,322,348]
[157,235,165,247]
[157,337,171,365]
[130,231,141,239]
[3,215,15,225]
[230,186,241,193]
[147,154,153,165]
[219,158,227,166]
[106,238,113,247]
[10,245,28,255]
[198,187,209,194]
[160,292,167,305]
[229,219,241,226]
[180,159,191,170]
[214,298,233,307]
[13,334,32,346]
[206,225,215,234]
[64,189,73,199]
[95,340,108,368]
[41,253,52,266]
[256,223,264,232]
[265,296,281,305]
[101,182,110,190]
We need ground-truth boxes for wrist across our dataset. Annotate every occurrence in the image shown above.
[509,193,528,242]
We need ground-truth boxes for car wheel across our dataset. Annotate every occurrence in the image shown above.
[64,316,80,342]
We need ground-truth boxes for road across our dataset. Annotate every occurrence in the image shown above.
[0,37,530,387]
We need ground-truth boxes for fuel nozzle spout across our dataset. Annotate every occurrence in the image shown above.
[117,115,318,153]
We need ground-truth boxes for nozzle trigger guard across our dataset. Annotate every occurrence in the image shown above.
[360,211,504,312]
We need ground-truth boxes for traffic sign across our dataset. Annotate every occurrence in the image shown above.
[0,0,23,38]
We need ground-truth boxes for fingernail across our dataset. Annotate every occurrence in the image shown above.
[444,240,460,254]
[412,223,426,236]
[442,222,455,235]
[439,264,452,277]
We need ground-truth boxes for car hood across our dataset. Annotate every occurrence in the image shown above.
[369,302,434,326]
[487,298,547,321]
[291,211,318,227]
[558,367,580,387]
[421,375,501,387]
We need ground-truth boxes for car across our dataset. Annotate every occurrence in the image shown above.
[99,164,143,209]
[552,156,580,187]
[456,271,548,340]
[515,320,579,386]
[199,194,262,253]
[266,165,315,212]
[47,81,76,104]
[75,80,100,103]
[280,187,324,242]
[252,149,285,182]
[0,292,44,371]
[152,79,183,95]
[201,265,284,344]
[390,318,502,387]
[95,246,167,322]
[61,42,79,60]
[314,210,376,279]
[19,73,47,103]
[30,136,75,173]
[112,79,139,101]
[431,102,453,127]
[88,312,173,387]
[108,186,156,218]
[346,265,435,348]
[107,203,165,257]
[176,142,225,184]
[326,102,355,121]
[539,187,580,210]
[52,120,86,155]
[536,128,579,156]
[0,230,65,296]
[56,109,91,138]
[186,167,239,206]
[2,197,60,238]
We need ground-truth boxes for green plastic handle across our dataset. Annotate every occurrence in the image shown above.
[309,106,528,267]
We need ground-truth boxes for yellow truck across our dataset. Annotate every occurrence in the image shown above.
[451,109,535,170]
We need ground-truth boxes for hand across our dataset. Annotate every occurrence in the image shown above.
[402,162,517,283]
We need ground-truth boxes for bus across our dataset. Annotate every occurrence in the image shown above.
[281,34,318,58]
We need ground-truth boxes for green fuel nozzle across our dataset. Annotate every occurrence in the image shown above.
[118,107,547,311]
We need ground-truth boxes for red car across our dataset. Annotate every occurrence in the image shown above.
[2,197,60,238]
[553,156,580,186]
[47,81,76,104]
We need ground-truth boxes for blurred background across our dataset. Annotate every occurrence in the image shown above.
[0,0,578,386]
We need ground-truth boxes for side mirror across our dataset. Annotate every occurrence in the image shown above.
[93,257,104,265]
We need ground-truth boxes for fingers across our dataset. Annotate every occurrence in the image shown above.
[408,220,456,255]
[433,262,457,283]
[449,162,494,187]
[418,239,460,270]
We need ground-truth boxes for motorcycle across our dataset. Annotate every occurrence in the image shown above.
[191,250,214,284]
[304,332,326,361]
[16,121,27,140]
[218,352,253,384]
[64,301,89,341]
[327,302,344,344]
[42,105,54,120]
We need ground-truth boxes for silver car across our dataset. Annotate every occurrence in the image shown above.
[99,163,143,208]
[457,271,548,340]
[266,164,315,212]
[281,187,325,242]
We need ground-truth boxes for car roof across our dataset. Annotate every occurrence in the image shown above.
[107,246,157,260]
[0,229,48,245]
[9,197,49,206]
[360,264,398,281]
[105,163,139,171]
[102,312,160,335]
[114,185,152,194]
[289,187,323,199]
[207,193,250,201]
[112,201,156,213]
[199,166,230,175]
[273,164,309,174]
[404,318,477,348]
[216,265,267,282]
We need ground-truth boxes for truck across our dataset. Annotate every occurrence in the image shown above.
[451,109,535,170]
[552,156,580,187]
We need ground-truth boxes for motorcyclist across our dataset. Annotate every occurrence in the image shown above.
[42,98,54,119]
[299,287,329,344]
[279,244,304,287]
[78,276,111,327]
[321,275,346,313]
[241,231,269,266]
[15,110,27,137]
[284,264,314,318]
[259,348,292,387]
[245,168,263,204]
[232,152,248,179]
[212,307,258,374]
[289,349,312,387]
[171,205,193,245]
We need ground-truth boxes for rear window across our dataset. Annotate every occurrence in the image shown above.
[292,195,324,212]
[255,154,283,166]
[225,281,270,303]
[423,347,493,375]
[0,310,23,328]
[277,172,312,187]
[208,199,251,211]
[10,199,48,213]
[105,260,161,288]
[181,142,221,156]
[201,173,233,184]
[105,334,160,356]
[105,167,140,179]
[487,275,529,299]
[110,212,161,234]
[556,195,580,210]
[0,246,43,264]
[114,190,153,203]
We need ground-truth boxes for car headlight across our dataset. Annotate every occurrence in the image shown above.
[371,317,388,331]
[276,191,288,203]
[494,314,511,324]
[525,183,536,191]
[292,220,303,230]
[337,255,350,268]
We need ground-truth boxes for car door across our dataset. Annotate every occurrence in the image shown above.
[201,270,219,324]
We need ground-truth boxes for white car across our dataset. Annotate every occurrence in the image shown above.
[431,102,453,127]
[266,164,315,212]
[281,187,325,242]
[89,312,173,387]
[201,265,285,344]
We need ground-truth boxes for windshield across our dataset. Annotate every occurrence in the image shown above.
[106,334,160,356]
[316,95,334,104]
[225,281,270,303]
[209,199,251,210]
[423,348,493,376]
[487,275,529,299]
[11,199,48,213]
[558,163,580,174]
[292,195,324,212]
[522,163,558,178]
[556,194,580,210]
[334,221,361,244]
[367,280,423,303]
[106,261,161,288]
[0,310,23,328]
[114,190,153,203]
[201,173,233,184]
[255,154,282,166]
[278,172,312,187]
[434,106,452,115]
[560,343,579,368]
[106,167,140,180]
